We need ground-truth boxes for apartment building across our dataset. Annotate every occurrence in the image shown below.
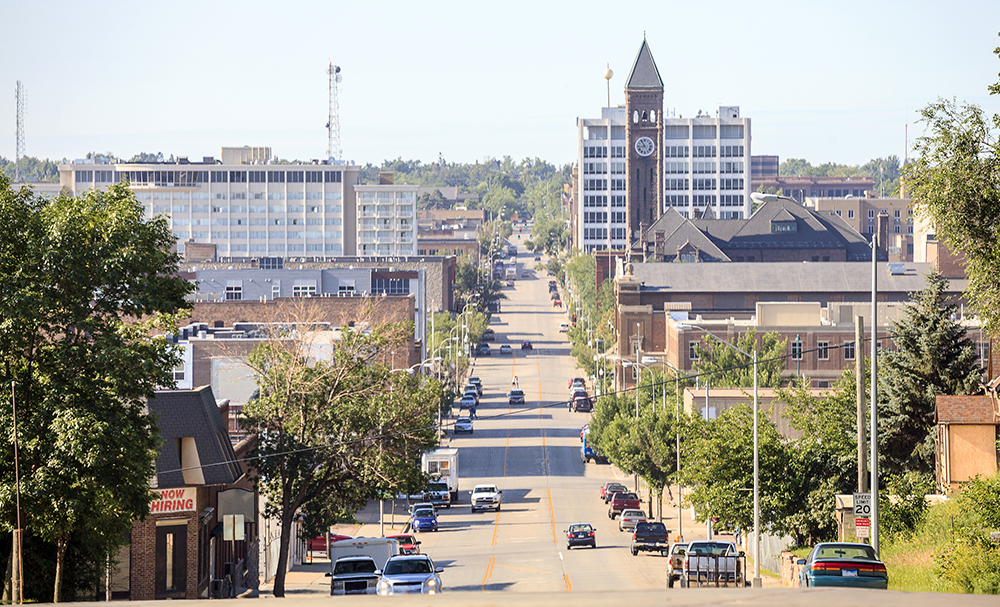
[58,148,418,258]
[805,196,914,261]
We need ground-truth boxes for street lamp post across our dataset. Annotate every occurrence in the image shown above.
[677,323,760,588]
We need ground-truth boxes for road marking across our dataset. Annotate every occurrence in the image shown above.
[563,574,572,591]
[547,487,556,543]
[491,510,500,546]
[558,552,563,560]
[497,564,554,575]
[481,556,495,591]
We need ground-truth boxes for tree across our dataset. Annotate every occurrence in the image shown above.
[0,176,192,601]
[878,269,982,475]
[691,328,787,389]
[241,305,440,597]
[904,90,1000,332]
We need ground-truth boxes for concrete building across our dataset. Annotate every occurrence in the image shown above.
[59,148,418,258]
[574,40,752,254]
[751,175,874,204]
[805,196,914,262]
[935,394,1000,493]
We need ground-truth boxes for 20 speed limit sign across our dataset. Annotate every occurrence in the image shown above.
[853,493,872,517]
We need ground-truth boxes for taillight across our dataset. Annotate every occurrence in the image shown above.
[588,531,595,537]
[872,563,887,573]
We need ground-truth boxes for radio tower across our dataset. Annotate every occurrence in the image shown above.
[15,81,25,182]
[326,63,342,161]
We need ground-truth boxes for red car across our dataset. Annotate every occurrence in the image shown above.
[386,533,421,555]
[609,492,641,519]
[553,300,562,307]
[308,532,354,553]
[600,482,627,499]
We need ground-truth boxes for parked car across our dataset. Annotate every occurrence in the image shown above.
[520,270,530,278]
[309,532,354,553]
[463,387,480,405]
[471,484,502,512]
[481,329,495,342]
[571,395,592,412]
[330,556,381,595]
[386,533,421,555]
[553,300,562,307]
[459,394,476,411]
[569,377,586,390]
[548,280,557,288]
[377,554,443,595]
[559,322,570,332]
[500,344,512,355]
[468,376,482,393]
[409,502,436,515]
[618,509,647,532]
[534,255,541,261]
[601,482,627,500]
[797,542,888,589]
[550,291,560,300]
[508,389,525,405]
[565,523,597,549]
[505,280,515,287]
[609,492,641,518]
[521,341,533,350]
[410,508,438,532]
[476,343,491,356]
[454,416,473,434]
[581,424,589,442]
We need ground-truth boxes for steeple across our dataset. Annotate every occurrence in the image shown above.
[625,39,663,90]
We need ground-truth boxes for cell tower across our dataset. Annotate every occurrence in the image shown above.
[326,63,342,161]
[15,81,25,182]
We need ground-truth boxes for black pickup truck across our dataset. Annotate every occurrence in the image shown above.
[630,521,671,556]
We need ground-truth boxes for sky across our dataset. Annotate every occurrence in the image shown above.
[2,0,999,169]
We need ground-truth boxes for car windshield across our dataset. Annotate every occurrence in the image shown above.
[413,509,434,518]
[623,510,644,517]
[394,535,416,545]
[334,559,376,574]
[616,493,638,500]
[569,524,593,532]
[428,482,448,492]
[473,487,496,494]
[816,544,878,560]
[383,559,432,575]
[456,417,471,423]
[511,390,523,397]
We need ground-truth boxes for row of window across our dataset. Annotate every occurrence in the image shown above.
[689,340,854,361]
[150,204,344,214]
[582,161,627,175]
[664,124,745,140]
[83,169,344,185]
[372,278,411,295]
[663,178,745,191]
[583,227,608,240]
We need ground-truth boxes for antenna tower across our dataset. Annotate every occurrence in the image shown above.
[15,81,25,182]
[326,63,342,161]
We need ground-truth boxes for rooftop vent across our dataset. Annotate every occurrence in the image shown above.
[888,263,906,275]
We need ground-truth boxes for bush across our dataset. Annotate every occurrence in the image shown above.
[936,473,1000,594]
[880,472,934,541]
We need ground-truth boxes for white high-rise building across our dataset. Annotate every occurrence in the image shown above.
[59,147,418,258]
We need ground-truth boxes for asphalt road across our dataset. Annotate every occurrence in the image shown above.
[417,254,676,593]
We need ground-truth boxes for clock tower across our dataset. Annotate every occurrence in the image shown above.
[624,38,664,248]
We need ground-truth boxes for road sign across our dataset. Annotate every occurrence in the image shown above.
[855,517,870,538]
[853,492,872,517]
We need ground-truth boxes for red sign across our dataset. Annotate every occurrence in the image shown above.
[151,488,196,514]
[855,517,870,539]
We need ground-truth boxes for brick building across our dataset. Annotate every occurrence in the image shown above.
[751,175,875,203]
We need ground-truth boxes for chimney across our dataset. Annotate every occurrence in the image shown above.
[378,172,394,185]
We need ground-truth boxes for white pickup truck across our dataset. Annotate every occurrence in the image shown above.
[678,540,747,588]
[470,484,502,513]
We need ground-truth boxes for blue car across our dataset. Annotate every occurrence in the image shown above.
[798,542,887,589]
[410,508,438,532]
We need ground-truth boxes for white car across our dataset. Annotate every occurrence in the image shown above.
[330,555,380,595]
[559,322,570,332]
[454,416,473,434]
[459,394,476,410]
[377,554,443,595]
[618,509,648,532]
[471,484,502,512]
[500,344,512,354]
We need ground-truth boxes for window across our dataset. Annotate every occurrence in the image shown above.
[249,171,265,183]
[688,342,700,360]
[225,282,242,301]
[372,278,410,295]
[844,340,855,361]
[293,284,316,297]
[817,342,829,360]
[791,340,803,360]
[836,210,842,216]
[229,171,247,183]
[267,171,285,183]
[868,209,875,218]
[847,209,854,218]
[894,209,900,218]
[324,171,343,183]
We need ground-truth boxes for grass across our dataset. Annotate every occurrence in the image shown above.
[880,497,963,592]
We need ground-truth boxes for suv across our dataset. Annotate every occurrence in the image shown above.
[571,395,592,412]
[471,484,502,512]
[330,555,380,595]
[377,554,443,595]
[508,389,525,405]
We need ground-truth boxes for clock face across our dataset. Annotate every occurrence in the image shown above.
[635,136,655,157]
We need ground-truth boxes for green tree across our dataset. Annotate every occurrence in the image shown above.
[691,328,787,389]
[878,269,982,475]
[0,177,192,601]
[241,310,440,597]
[904,83,1000,332]
[936,472,1000,593]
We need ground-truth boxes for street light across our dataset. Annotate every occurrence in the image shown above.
[621,360,651,419]
[677,322,760,588]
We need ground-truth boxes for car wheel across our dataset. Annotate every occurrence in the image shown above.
[566,545,571,550]
[496,504,501,511]
[631,547,638,556]
[591,542,596,548]
[680,578,688,588]
[471,508,477,513]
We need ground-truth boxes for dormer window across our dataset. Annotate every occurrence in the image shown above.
[771,221,797,232]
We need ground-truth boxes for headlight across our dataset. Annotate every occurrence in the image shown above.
[377,580,391,595]
[423,577,439,594]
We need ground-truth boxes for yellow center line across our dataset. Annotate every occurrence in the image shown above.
[564,574,572,591]
[481,556,495,591]
[548,487,557,544]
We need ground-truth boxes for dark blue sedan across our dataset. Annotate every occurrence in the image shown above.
[410,508,438,532]
[798,542,887,589]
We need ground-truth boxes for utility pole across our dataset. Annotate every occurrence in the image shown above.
[856,316,866,493]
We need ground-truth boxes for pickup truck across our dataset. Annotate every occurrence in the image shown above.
[471,484,502,513]
[630,521,670,556]
[679,540,747,588]
[608,492,640,519]
[667,542,688,587]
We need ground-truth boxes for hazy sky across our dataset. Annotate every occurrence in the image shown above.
[2,0,999,168]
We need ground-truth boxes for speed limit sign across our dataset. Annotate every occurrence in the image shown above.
[853,493,871,517]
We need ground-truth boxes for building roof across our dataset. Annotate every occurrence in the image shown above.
[629,261,968,294]
[936,395,999,424]
[147,385,242,488]
[636,208,730,261]
[626,39,663,90]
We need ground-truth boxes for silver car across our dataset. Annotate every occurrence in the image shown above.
[454,416,473,434]
[377,554,443,595]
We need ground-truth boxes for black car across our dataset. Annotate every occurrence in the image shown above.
[521,341,533,350]
[565,523,596,549]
